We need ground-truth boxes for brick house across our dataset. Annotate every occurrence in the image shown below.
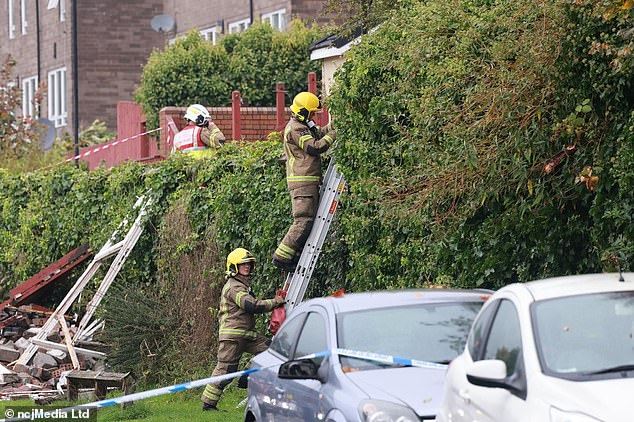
[1,0,334,138]
[0,0,164,136]
[163,0,334,45]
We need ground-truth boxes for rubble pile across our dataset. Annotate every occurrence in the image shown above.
[0,305,106,401]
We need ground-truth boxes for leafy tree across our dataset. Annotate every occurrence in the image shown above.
[0,56,43,167]
[135,21,324,130]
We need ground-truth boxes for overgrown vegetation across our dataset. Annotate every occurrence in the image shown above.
[135,21,324,130]
[0,57,47,171]
[1,0,633,385]
[329,0,634,288]
[0,56,116,172]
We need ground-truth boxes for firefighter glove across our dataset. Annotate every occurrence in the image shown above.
[274,295,286,307]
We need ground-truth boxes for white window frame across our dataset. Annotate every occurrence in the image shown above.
[228,18,250,34]
[46,0,64,21]
[20,0,27,35]
[22,75,38,118]
[48,67,67,127]
[200,26,219,45]
[262,8,286,31]
[8,0,16,39]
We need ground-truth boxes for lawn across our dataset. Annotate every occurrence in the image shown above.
[0,388,246,421]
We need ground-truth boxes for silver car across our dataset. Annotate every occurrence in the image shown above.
[245,289,491,422]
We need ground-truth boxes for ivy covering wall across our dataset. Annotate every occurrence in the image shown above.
[1,0,633,382]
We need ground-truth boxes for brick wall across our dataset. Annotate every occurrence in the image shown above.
[77,0,164,132]
[159,105,289,154]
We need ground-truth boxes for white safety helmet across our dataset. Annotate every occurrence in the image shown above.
[184,104,211,126]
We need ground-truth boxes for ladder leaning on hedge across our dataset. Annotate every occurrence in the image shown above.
[283,160,346,312]
[15,195,153,368]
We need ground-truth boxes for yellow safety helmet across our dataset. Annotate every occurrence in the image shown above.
[226,247,256,277]
[290,92,321,122]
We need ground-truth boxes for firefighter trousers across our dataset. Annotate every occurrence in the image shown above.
[273,185,320,263]
[201,334,270,407]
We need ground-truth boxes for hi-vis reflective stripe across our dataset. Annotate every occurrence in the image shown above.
[0,350,444,421]
[323,135,334,145]
[218,328,257,337]
[287,175,320,182]
[235,291,248,306]
[218,283,231,330]
[299,134,313,149]
[0,351,330,422]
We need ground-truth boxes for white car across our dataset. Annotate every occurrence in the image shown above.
[437,273,634,422]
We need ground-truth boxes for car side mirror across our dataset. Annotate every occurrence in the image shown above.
[466,360,509,389]
[278,358,323,382]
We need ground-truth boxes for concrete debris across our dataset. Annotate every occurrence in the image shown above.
[0,304,112,400]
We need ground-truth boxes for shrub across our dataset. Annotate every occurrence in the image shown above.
[135,21,324,130]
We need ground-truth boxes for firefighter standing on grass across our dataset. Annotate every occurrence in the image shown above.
[272,92,337,271]
[201,248,285,411]
[172,104,226,158]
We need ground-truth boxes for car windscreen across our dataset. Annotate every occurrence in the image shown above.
[532,291,634,380]
[336,301,483,371]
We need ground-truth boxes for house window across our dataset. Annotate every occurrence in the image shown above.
[8,0,16,39]
[228,18,250,34]
[22,76,38,118]
[200,27,219,45]
[48,67,67,127]
[262,9,286,31]
[46,0,64,22]
[20,0,27,35]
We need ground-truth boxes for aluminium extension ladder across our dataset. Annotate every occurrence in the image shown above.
[15,195,153,367]
[283,159,346,312]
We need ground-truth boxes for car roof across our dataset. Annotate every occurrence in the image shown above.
[297,288,492,314]
[502,272,634,301]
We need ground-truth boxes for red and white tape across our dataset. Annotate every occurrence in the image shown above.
[64,127,163,163]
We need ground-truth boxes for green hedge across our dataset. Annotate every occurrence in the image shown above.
[328,0,634,288]
[2,0,634,382]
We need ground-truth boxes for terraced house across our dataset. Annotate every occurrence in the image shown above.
[0,0,332,137]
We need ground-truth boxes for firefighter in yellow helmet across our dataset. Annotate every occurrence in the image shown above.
[272,92,336,271]
[201,248,285,411]
[172,104,226,159]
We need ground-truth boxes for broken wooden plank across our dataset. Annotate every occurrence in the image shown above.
[29,339,106,359]
[57,314,80,370]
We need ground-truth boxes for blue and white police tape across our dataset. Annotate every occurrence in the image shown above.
[334,348,448,370]
[0,349,445,421]
[0,351,329,422]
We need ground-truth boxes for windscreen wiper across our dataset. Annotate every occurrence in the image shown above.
[585,364,634,375]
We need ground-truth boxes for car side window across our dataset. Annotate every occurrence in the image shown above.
[482,299,522,377]
[467,300,499,359]
[270,314,306,359]
[293,312,328,363]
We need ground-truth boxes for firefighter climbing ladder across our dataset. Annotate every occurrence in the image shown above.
[15,195,153,367]
[283,160,346,311]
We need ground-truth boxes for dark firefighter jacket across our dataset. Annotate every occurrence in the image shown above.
[283,116,336,190]
[217,274,277,340]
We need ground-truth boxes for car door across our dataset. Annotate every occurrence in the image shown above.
[276,308,331,422]
[442,299,500,422]
[251,312,306,422]
[463,298,528,422]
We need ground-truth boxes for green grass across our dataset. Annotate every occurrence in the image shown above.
[0,388,246,421]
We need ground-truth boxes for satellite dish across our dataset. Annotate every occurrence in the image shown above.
[36,118,57,151]
[151,15,176,33]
